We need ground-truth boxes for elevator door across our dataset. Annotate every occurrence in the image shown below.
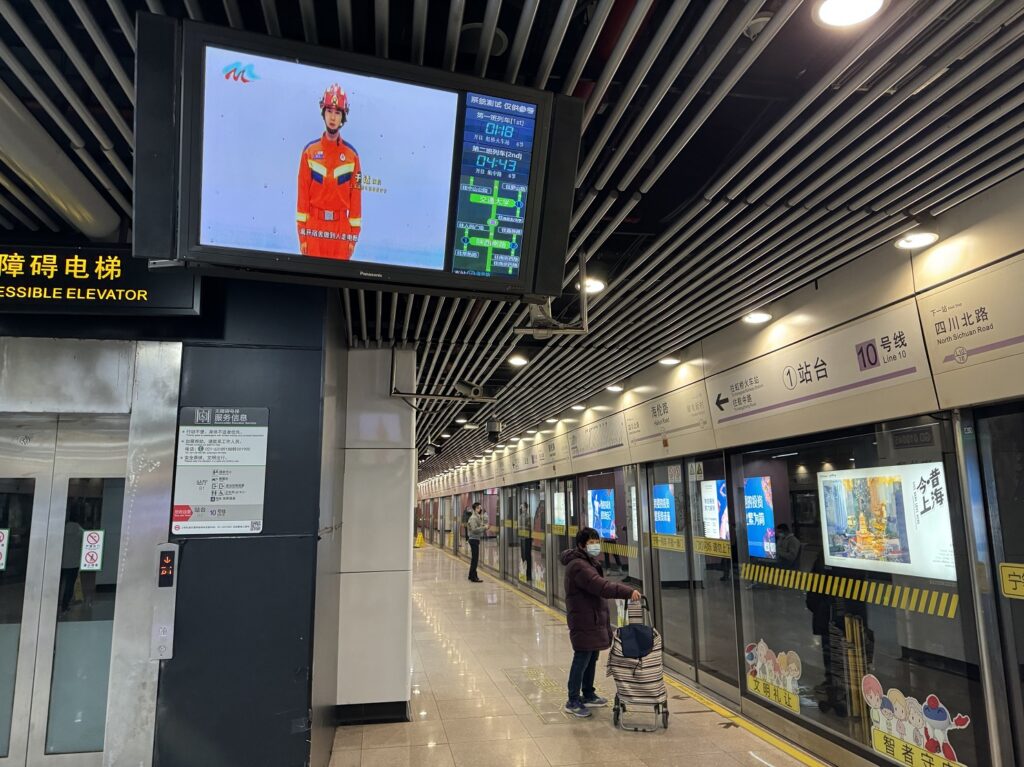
[0,415,129,767]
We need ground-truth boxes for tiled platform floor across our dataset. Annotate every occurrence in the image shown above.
[330,547,823,767]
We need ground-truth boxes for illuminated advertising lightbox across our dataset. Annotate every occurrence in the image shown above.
[587,489,616,541]
[553,491,566,527]
[818,463,956,581]
[651,484,676,535]
[744,477,776,559]
[700,479,730,540]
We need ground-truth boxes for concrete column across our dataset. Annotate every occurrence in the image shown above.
[336,348,415,713]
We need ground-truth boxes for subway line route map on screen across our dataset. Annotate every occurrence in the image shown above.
[452,94,537,279]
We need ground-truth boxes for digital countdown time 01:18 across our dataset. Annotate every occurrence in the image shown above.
[451,93,537,280]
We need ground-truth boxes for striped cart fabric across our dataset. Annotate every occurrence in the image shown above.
[606,600,669,731]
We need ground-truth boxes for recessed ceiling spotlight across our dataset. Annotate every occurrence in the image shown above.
[455,417,468,424]
[507,353,529,367]
[571,404,586,411]
[659,356,681,366]
[440,433,452,438]
[814,0,884,28]
[743,311,773,324]
[606,384,624,393]
[463,423,480,430]
[894,231,939,249]
[546,418,559,424]
[527,429,537,434]
[496,444,506,449]
[574,276,607,294]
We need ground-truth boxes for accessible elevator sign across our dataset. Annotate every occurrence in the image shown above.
[171,407,269,535]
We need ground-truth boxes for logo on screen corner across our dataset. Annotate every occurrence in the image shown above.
[222,62,260,83]
[359,271,383,278]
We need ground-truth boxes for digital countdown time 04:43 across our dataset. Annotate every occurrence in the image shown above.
[451,93,537,280]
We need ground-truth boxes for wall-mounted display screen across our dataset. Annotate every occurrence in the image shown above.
[744,476,776,559]
[200,46,462,269]
[652,484,676,535]
[818,462,956,581]
[700,479,729,540]
[587,489,616,541]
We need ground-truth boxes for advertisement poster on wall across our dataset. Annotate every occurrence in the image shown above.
[553,491,566,527]
[652,484,677,535]
[818,462,957,581]
[587,489,616,540]
[744,476,776,559]
[700,479,730,540]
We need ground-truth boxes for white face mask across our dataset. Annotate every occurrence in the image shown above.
[585,543,602,558]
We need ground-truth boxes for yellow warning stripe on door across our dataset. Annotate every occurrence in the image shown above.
[738,563,960,620]
[599,541,638,558]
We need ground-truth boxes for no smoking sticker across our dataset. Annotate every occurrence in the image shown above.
[0,528,8,572]
[80,530,104,572]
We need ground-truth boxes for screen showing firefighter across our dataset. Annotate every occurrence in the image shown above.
[199,46,458,269]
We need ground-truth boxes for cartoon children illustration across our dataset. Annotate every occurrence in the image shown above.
[887,688,908,741]
[744,642,758,676]
[905,697,926,747]
[922,694,971,762]
[783,652,802,693]
[862,674,884,730]
[880,695,895,734]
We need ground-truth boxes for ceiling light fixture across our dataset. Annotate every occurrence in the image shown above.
[440,433,452,439]
[455,417,468,424]
[507,353,529,367]
[526,429,537,434]
[815,0,884,28]
[743,311,773,324]
[894,231,939,249]
[546,418,559,424]
[606,384,624,393]
[463,423,480,430]
[571,404,586,411]
[658,356,681,366]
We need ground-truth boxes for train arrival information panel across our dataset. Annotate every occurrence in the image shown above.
[452,94,537,279]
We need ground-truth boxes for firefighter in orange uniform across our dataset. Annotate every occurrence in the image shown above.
[296,84,362,259]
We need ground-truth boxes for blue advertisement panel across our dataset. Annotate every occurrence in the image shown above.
[587,489,616,541]
[744,476,776,559]
[652,484,677,535]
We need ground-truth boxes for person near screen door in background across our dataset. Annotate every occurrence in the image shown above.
[519,503,533,582]
[777,523,802,569]
[466,502,487,582]
[59,516,84,613]
[296,84,362,259]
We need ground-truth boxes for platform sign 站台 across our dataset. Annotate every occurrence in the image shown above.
[172,407,269,535]
[80,530,105,571]
[0,528,8,571]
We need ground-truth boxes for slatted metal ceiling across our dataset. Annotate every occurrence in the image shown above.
[0,1,1021,481]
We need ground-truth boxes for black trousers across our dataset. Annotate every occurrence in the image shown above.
[468,539,480,580]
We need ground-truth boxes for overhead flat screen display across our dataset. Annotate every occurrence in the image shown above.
[199,46,459,269]
[818,463,956,581]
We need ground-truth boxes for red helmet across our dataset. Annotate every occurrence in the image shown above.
[319,84,349,114]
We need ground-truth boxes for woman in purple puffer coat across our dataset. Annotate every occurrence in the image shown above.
[559,526,641,718]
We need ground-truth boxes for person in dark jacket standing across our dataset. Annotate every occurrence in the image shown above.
[466,502,487,583]
[560,526,640,718]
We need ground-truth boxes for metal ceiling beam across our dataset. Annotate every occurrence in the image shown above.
[376,0,389,57]
[475,0,503,78]
[299,0,317,42]
[70,0,134,103]
[261,0,281,35]
[411,0,429,65]
[24,0,133,145]
[0,169,59,231]
[532,0,575,90]
[222,0,244,28]
[560,0,615,95]
[504,0,539,84]
[337,0,353,49]
[443,0,465,71]
[106,0,135,52]
[182,0,203,21]
[579,0,653,129]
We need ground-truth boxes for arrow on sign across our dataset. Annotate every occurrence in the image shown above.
[715,392,729,411]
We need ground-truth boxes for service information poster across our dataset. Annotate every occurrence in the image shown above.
[588,489,616,541]
[172,407,269,535]
[553,491,566,527]
[200,47,457,268]
[700,479,730,540]
[652,484,677,535]
[818,462,957,581]
[744,476,776,559]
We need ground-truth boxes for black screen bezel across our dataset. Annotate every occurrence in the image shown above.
[176,21,553,297]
